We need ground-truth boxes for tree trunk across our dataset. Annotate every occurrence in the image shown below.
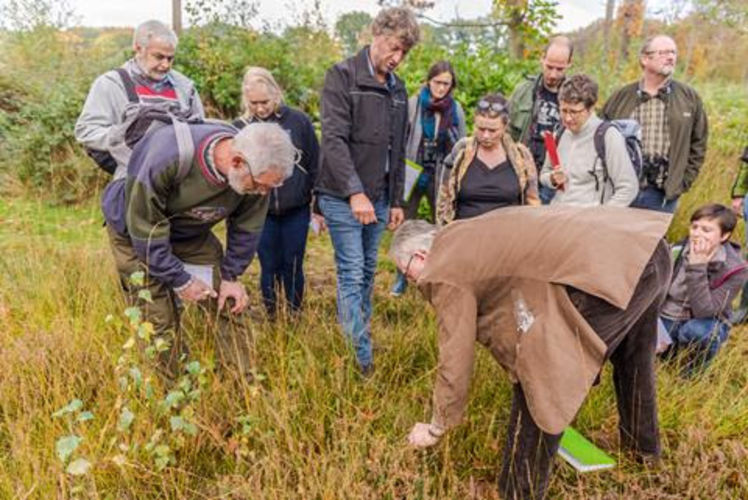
[172,0,182,35]
[505,0,528,59]
[604,0,615,56]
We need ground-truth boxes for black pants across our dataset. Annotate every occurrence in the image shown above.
[498,239,672,500]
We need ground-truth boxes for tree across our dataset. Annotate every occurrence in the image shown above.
[604,0,615,56]
[334,11,372,57]
[616,0,644,63]
[491,0,560,59]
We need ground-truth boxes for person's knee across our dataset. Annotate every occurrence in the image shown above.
[676,319,719,345]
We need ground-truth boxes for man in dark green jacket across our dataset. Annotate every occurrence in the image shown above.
[602,35,708,213]
[508,36,573,204]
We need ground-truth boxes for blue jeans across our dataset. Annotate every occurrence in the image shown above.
[318,193,389,368]
[257,205,311,316]
[539,184,556,205]
[660,316,730,376]
[631,186,679,213]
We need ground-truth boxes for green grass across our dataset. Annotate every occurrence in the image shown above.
[1,82,747,499]
[1,196,747,499]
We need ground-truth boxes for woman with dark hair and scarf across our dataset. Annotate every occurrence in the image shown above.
[391,60,467,296]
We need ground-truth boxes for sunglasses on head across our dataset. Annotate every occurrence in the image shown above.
[476,100,506,115]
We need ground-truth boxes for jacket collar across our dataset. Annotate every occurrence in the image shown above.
[242,105,287,124]
[637,78,673,101]
[354,46,400,92]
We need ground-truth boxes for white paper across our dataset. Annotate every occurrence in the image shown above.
[183,263,214,290]
[655,318,672,354]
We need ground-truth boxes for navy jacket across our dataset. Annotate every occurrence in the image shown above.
[233,105,319,216]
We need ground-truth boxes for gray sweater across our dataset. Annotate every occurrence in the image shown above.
[540,114,638,207]
[75,59,204,174]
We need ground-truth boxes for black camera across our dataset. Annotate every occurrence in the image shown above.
[641,154,669,189]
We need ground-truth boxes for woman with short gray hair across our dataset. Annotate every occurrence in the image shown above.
[540,74,638,207]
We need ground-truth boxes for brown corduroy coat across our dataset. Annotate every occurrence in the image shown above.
[417,205,672,434]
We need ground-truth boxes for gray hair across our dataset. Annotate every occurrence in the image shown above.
[133,20,178,49]
[233,122,298,180]
[241,66,285,117]
[389,220,437,265]
[559,74,598,108]
[371,7,420,49]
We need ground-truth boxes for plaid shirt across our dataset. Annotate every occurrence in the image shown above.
[632,80,672,160]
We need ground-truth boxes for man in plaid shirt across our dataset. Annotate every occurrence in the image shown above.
[603,35,708,213]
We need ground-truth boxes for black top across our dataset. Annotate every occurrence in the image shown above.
[455,157,521,220]
[233,106,319,216]
[529,84,561,171]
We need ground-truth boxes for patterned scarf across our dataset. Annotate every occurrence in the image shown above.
[419,86,459,155]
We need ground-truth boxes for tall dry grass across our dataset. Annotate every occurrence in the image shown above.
[1,83,747,499]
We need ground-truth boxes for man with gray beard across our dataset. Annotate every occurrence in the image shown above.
[603,35,708,213]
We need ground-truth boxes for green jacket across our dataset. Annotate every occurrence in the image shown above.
[731,147,748,198]
[508,74,542,144]
[602,79,708,200]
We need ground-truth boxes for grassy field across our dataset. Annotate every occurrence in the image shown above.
[1,83,747,499]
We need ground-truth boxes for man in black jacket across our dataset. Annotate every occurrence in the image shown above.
[315,7,420,374]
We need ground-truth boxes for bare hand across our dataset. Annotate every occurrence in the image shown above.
[311,213,327,235]
[732,197,744,216]
[349,193,377,225]
[177,278,217,303]
[407,422,443,448]
[388,208,404,231]
[550,169,567,189]
[688,237,719,265]
[218,280,249,314]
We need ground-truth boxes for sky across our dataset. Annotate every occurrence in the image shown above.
[66,0,609,33]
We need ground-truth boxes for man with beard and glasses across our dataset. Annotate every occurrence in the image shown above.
[603,35,708,213]
[101,122,296,381]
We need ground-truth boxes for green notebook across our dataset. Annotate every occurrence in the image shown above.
[558,427,616,472]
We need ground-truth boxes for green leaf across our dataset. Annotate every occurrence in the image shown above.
[137,289,153,303]
[183,421,198,436]
[137,321,154,341]
[169,416,185,431]
[122,336,135,350]
[66,458,91,476]
[163,390,185,409]
[52,399,83,418]
[76,411,94,423]
[129,367,142,386]
[56,435,82,462]
[186,360,201,375]
[117,407,134,432]
[154,455,170,471]
[124,307,141,326]
[154,444,171,457]
[130,271,145,286]
[154,337,169,352]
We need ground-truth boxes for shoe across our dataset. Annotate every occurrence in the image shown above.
[359,363,374,378]
[390,273,408,297]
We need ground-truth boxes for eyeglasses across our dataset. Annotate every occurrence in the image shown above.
[242,159,283,190]
[476,100,506,115]
[645,49,677,57]
[559,106,589,117]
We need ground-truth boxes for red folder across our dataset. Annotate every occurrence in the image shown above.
[542,130,564,191]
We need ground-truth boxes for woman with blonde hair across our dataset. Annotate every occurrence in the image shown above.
[233,66,321,318]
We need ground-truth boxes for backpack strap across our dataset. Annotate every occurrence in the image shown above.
[593,121,615,204]
[115,68,139,104]
[710,263,748,290]
[172,118,195,182]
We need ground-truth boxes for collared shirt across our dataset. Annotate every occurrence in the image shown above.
[632,79,672,160]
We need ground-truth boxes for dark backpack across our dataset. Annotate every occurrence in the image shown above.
[557,119,643,204]
[84,68,200,176]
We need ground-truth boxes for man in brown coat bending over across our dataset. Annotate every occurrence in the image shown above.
[391,206,672,500]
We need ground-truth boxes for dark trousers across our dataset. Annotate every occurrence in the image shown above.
[404,169,437,222]
[257,205,311,317]
[498,239,672,500]
[107,226,252,380]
